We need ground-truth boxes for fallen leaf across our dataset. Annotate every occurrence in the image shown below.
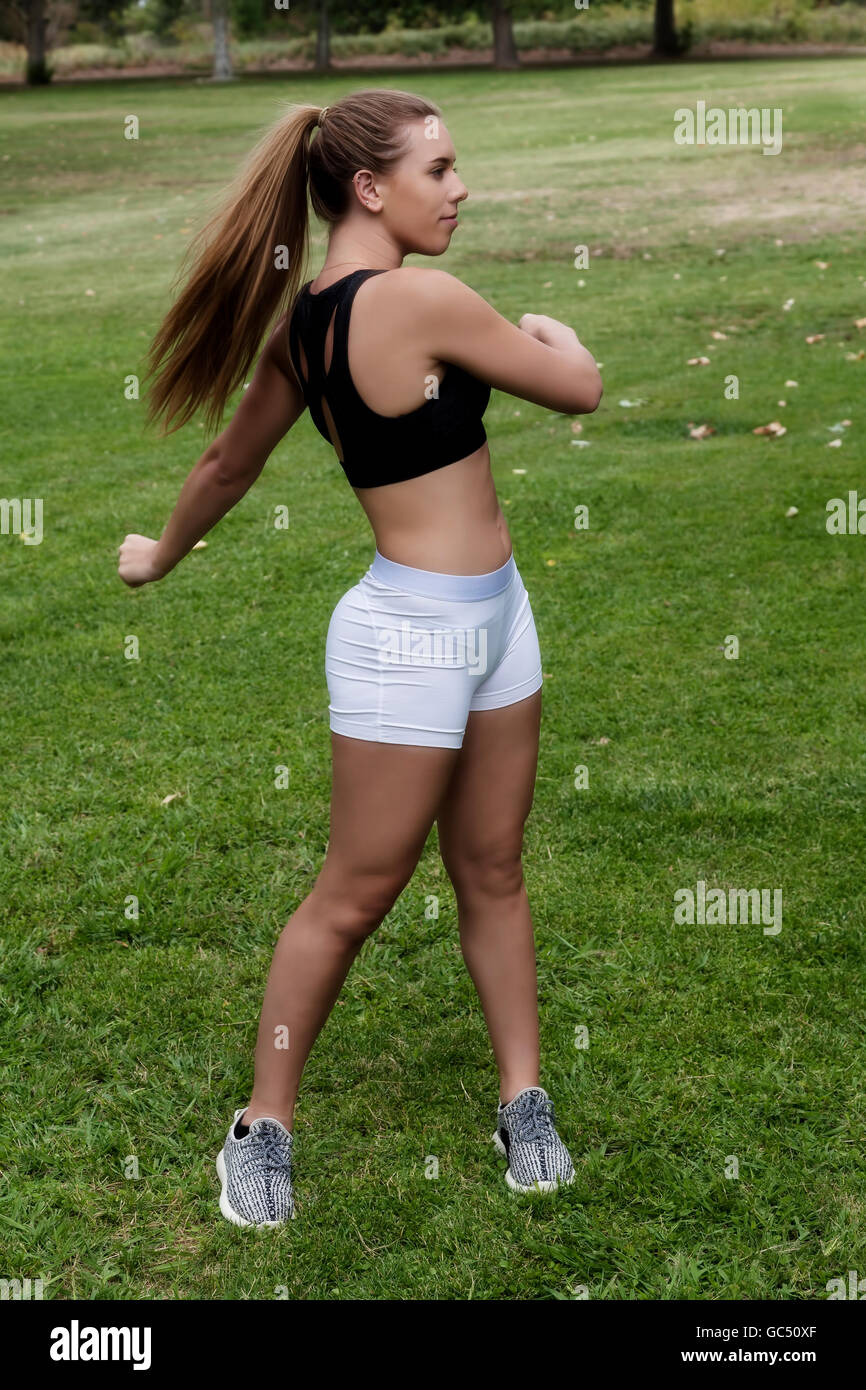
[782,298,795,311]
[785,506,799,518]
[618,398,647,407]
[598,736,610,745]
[753,421,787,437]
[689,424,715,439]
[845,350,865,360]
[161,792,184,805]
[784,379,799,387]
[710,330,728,340]
[512,468,527,474]
[855,318,866,329]
[827,438,842,448]
[571,420,583,434]
[687,356,711,366]
[778,400,786,407]
[805,333,825,344]
[815,261,830,270]
[570,440,592,448]
[827,422,849,433]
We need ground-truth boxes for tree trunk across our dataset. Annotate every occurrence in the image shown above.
[212,0,233,80]
[653,0,679,57]
[491,0,519,70]
[26,0,50,85]
[315,0,331,73]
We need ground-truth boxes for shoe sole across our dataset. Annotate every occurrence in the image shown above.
[491,1129,575,1194]
[215,1147,296,1226]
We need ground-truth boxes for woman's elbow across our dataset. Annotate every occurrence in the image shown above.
[569,373,603,415]
[586,375,603,413]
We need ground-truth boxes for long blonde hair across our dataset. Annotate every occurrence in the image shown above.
[143,86,442,437]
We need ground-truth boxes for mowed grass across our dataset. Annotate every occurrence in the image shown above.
[1,59,865,1301]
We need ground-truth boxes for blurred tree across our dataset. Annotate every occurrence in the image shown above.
[73,0,129,42]
[653,0,680,56]
[315,0,331,71]
[7,0,51,84]
[491,0,519,68]
[231,0,266,41]
[151,0,186,40]
[212,0,233,76]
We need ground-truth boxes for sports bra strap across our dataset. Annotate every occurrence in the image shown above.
[329,269,387,394]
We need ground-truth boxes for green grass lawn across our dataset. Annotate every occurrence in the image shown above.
[1,58,865,1301]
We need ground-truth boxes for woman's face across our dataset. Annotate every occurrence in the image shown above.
[361,118,468,256]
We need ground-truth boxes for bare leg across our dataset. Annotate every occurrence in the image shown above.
[436,690,542,1106]
[240,733,460,1130]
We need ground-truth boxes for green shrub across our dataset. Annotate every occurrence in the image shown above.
[65,21,105,45]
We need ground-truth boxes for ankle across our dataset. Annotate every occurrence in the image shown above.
[241,1103,294,1131]
[499,1082,540,1107]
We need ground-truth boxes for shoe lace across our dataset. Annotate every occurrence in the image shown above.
[249,1125,290,1176]
[511,1092,556,1145]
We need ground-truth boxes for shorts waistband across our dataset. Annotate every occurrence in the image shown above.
[367,549,516,601]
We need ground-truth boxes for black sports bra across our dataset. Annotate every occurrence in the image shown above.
[287,268,491,489]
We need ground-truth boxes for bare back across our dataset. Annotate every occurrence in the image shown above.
[295,266,512,575]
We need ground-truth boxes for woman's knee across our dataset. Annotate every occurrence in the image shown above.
[444,841,526,901]
[311,870,409,943]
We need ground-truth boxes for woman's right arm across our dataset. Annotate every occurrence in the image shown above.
[118,318,306,587]
[411,268,602,415]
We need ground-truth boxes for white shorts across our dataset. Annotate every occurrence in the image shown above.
[325,549,543,748]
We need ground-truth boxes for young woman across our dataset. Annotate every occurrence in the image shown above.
[118,88,602,1228]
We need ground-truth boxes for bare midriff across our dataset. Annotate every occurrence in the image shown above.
[352,442,512,575]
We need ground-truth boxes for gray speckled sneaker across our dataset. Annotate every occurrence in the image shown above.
[492,1086,575,1194]
[216,1108,296,1227]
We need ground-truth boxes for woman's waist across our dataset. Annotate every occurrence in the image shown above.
[366,516,512,578]
[358,465,510,575]
[366,544,516,602]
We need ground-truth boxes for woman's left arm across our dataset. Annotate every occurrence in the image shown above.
[118,318,306,587]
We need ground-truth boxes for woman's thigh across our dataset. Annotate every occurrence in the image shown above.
[436,688,542,899]
[314,732,460,921]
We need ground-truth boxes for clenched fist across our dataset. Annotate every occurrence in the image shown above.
[117,534,164,588]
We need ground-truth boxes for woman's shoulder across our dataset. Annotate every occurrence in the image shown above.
[364,266,480,322]
[375,265,465,295]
